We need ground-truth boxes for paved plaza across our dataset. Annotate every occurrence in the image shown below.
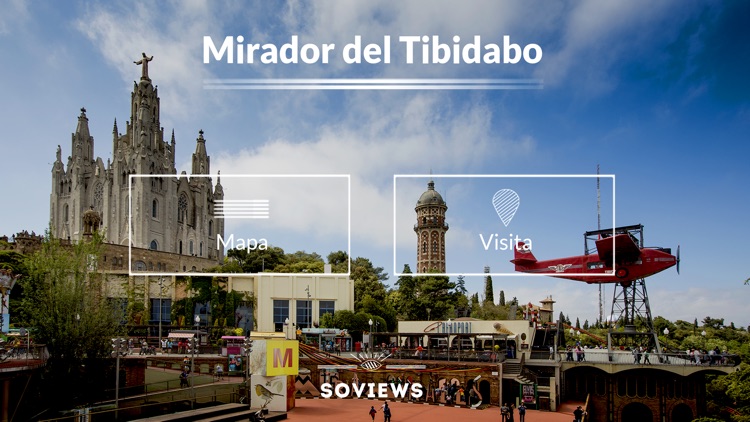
[287,399,581,422]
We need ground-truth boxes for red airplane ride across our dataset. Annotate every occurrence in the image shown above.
[511,233,679,284]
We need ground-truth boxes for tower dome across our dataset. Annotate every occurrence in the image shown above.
[416,180,445,206]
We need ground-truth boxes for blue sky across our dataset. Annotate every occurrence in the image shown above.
[0,1,748,327]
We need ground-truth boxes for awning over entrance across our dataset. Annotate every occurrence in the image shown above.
[168,332,196,339]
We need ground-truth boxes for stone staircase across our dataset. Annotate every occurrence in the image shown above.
[503,360,534,385]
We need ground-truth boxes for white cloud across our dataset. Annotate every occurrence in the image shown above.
[75,1,233,121]
[536,0,685,94]
[214,92,534,255]
[0,0,28,35]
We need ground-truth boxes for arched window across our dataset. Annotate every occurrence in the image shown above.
[208,220,213,236]
[189,240,194,255]
[199,242,203,257]
[178,194,188,223]
[422,242,427,253]
[152,199,158,218]
[150,240,158,250]
[63,204,69,222]
[179,240,183,255]
[432,240,438,253]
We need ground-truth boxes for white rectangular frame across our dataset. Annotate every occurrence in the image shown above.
[393,174,616,277]
[128,174,351,277]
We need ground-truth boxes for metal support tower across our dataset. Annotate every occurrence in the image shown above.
[607,278,662,354]
[583,224,663,356]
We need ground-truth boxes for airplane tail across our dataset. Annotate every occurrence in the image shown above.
[511,242,537,266]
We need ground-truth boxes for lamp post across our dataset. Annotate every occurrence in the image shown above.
[158,278,165,348]
[194,314,201,354]
[111,337,126,420]
[242,337,254,407]
[189,318,199,409]
[368,319,373,352]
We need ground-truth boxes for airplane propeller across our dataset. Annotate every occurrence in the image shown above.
[676,245,680,274]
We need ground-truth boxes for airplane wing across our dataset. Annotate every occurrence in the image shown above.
[594,233,641,263]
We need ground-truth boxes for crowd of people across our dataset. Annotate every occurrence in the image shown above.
[116,337,205,355]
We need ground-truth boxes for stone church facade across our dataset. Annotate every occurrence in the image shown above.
[49,57,224,264]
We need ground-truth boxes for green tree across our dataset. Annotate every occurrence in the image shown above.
[703,316,725,330]
[351,257,389,310]
[327,250,349,272]
[455,275,467,295]
[499,290,506,306]
[483,273,494,305]
[20,232,122,407]
[320,311,335,328]
[706,364,750,421]
[1,250,29,326]
[225,245,286,272]
[394,265,457,321]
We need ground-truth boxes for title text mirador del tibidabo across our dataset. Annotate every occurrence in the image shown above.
[204,35,542,65]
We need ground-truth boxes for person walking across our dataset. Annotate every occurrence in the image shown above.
[574,405,587,422]
[501,403,509,421]
[507,403,515,422]
[179,370,188,388]
[380,402,392,422]
[368,405,377,421]
[518,403,526,422]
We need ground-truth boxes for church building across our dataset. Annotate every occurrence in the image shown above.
[49,54,224,263]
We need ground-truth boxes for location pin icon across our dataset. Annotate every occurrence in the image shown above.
[492,189,520,227]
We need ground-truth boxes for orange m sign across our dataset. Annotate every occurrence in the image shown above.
[266,340,299,376]
[273,347,293,368]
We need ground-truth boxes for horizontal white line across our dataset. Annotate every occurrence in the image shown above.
[216,199,269,203]
[394,174,615,178]
[220,211,270,217]
[205,84,542,91]
[216,216,270,219]
[216,207,270,211]
[204,78,542,84]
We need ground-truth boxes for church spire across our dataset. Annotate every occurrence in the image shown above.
[72,107,94,161]
[214,170,224,199]
[76,107,90,140]
[192,130,209,175]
